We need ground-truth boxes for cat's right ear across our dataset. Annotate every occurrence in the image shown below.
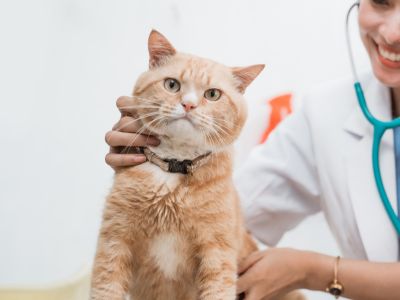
[232,64,265,93]
[148,30,176,69]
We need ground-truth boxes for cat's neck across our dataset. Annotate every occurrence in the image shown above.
[147,136,234,180]
[148,136,213,161]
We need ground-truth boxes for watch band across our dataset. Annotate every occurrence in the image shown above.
[326,256,344,298]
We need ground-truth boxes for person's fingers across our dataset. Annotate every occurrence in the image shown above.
[112,116,153,136]
[244,288,263,300]
[238,251,264,275]
[105,153,146,168]
[105,131,160,147]
[112,116,139,132]
[237,268,256,295]
[237,252,266,295]
[116,96,136,115]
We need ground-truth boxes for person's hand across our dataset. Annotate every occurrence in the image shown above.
[105,96,160,169]
[237,248,309,300]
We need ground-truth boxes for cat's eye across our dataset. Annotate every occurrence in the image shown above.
[164,78,181,93]
[204,89,222,101]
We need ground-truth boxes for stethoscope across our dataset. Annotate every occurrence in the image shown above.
[346,1,400,236]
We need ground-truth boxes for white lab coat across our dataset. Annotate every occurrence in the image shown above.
[234,72,398,262]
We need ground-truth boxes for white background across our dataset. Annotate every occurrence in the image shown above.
[0,0,369,299]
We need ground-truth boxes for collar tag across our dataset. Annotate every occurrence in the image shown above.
[167,159,192,174]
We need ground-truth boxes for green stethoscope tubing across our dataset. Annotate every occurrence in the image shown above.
[355,83,400,236]
[347,2,400,236]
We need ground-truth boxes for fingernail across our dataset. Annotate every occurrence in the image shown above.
[148,137,160,146]
[134,155,146,162]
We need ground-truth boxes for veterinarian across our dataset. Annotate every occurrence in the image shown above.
[104,0,400,299]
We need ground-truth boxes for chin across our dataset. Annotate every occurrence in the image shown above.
[164,119,202,143]
[372,65,400,88]
[167,119,196,135]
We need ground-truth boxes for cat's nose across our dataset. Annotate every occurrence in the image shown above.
[181,101,197,112]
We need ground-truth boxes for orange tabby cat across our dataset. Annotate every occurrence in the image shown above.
[91,30,305,300]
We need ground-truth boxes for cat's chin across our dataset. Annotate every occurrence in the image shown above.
[169,116,197,127]
[163,118,201,140]
[143,117,229,160]
[143,117,198,137]
[148,137,211,161]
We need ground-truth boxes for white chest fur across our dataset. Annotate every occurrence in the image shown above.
[149,233,186,280]
[138,162,182,192]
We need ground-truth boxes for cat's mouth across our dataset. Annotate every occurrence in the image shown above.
[169,115,197,127]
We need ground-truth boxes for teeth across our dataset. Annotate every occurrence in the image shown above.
[378,46,400,62]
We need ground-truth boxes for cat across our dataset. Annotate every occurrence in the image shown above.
[90,30,305,300]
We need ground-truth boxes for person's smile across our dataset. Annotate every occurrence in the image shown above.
[376,42,400,69]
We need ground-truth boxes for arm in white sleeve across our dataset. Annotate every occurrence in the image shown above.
[234,107,321,246]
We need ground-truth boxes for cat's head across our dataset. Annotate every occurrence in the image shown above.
[133,30,264,153]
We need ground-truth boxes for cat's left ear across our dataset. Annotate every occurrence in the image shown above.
[231,64,265,93]
[148,29,177,68]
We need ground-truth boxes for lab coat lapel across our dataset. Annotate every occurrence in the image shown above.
[343,75,398,261]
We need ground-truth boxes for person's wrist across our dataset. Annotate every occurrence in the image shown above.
[279,249,314,290]
[291,250,315,289]
[302,251,333,291]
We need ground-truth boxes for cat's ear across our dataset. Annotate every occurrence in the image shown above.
[148,30,176,69]
[231,64,265,93]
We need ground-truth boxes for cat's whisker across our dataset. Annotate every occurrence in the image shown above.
[198,125,210,144]
[203,128,222,172]
[121,115,166,154]
[119,111,160,125]
[141,114,169,133]
[118,105,161,110]
[109,111,161,144]
[158,109,177,117]
[195,116,230,143]
[107,112,161,151]
[132,96,163,104]
[196,111,240,130]
[202,117,236,141]
[202,119,230,150]
[208,126,226,147]
[214,118,238,131]
[192,113,225,130]
[119,95,177,113]
[195,120,217,139]
[151,116,168,131]
[202,124,222,147]
[133,96,176,109]
[197,127,218,169]
[195,112,239,132]
[210,122,231,138]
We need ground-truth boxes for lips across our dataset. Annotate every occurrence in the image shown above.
[375,42,400,69]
